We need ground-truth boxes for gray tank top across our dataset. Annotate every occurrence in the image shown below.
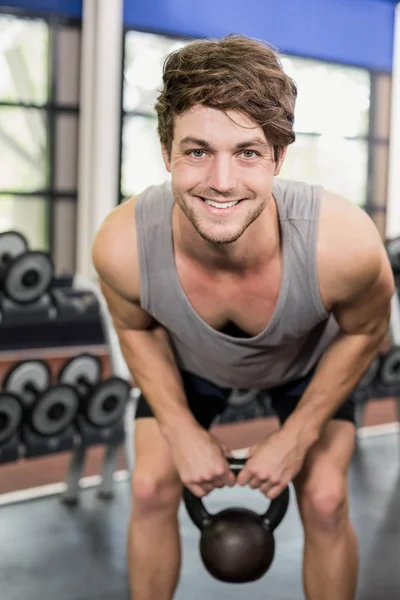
[135,178,340,389]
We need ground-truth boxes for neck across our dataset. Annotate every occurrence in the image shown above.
[173,197,281,274]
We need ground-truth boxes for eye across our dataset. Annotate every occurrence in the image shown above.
[187,150,206,158]
[242,150,260,158]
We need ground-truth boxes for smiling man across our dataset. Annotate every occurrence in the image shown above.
[92,35,394,600]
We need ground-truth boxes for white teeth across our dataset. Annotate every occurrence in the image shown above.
[204,199,239,208]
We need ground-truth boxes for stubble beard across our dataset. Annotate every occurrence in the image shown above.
[173,190,267,245]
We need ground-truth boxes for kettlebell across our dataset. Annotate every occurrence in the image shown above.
[183,457,289,584]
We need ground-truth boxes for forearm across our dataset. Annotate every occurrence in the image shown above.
[118,325,198,434]
[282,330,385,449]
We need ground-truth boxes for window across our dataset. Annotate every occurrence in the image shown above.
[121,31,385,218]
[0,10,81,270]
[278,56,371,207]
[121,31,188,201]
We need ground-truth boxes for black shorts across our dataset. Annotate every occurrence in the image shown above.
[134,364,356,430]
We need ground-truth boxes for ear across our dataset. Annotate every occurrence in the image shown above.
[161,145,171,173]
[274,147,288,176]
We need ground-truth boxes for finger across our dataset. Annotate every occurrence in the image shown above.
[236,469,251,486]
[212,478,226,489]
[225,470,236,487]
[249,476,262,490]
[187,483,208,498]
[260,481,274,496]
[266,484,287,500]
[198,481,215,494]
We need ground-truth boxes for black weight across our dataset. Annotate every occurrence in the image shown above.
[4,359,79,437]
[4,360,51,403]
[228,388,258,407]
[58,353,102,389]
[4,251,53,304]
[59,354,129,428]
[379,347,400,386]
[51,288,101,323]
[386,237,400,275]
[30,384,79,436]
[85,377,130,427]
[358,356,381,390]
[183,457,289,583]
[0,393,23,444]
[0,231,28,273]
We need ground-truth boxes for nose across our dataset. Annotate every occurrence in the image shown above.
[207,154,237,194]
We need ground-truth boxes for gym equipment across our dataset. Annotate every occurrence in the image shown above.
[379,347,400,387]
[358,356,381,390]
[228,388,259,406]
[72,272,139,482]
[0,230,53,304]
[4,360,79,457]
[183,457,289,583]
[58,354,130,505]
[0,230,28,268]
[386,237,400,276]
[0,391,23,464]
[59,354,130,429]
[0,287,103,352]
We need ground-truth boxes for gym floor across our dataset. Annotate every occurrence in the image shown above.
[0,431,399,600]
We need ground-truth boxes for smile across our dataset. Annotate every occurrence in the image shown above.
[200,197,244,209]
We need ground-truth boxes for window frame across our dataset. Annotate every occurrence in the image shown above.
[120,27,390,229]
[0,6,81,254]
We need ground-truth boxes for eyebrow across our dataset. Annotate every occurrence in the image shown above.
[179,136,269,151]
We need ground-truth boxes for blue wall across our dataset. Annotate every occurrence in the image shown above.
[0,0,397,71]
[124,0,397,71]
[0,0,82,18]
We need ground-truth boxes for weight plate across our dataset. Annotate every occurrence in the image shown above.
[59,353,102,388]
[386,237,400,275]
[380,347,400,386]
[85,378,130,427]
[31,384,79,436]
[0,231,28,271]
[4,251,53,304]
[358,356,380,389]
[0,393,23,444]
[228,388,258,407]
[4,360,51,404]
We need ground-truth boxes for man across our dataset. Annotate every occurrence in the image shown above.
[92,34,394,600]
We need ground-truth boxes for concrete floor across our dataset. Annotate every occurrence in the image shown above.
[0,433,399,600]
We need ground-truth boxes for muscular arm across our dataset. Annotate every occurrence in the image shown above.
[281,192,395,449]
[92,199,198,436]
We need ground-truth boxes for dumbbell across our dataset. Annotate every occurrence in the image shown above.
[357,356,381,390]
[58,354,130,429]
[3,360,79,437]
[0,391,23,446]
[0,230,53,304]
[385,237,400,276]
[228,388,259,407]
[379,347,400,387]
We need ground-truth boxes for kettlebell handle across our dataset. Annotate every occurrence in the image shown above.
[183,456,290,532]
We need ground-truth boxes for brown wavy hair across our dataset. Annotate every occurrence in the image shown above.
[155,34,297,162]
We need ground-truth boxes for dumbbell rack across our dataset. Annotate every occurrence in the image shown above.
[353,286,400,433]
[387,290,400,424]
[0,227,131,505]
[62,274,140,501]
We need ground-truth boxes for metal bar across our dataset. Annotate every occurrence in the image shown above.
[61,444,87,505]
[97,441,121,500]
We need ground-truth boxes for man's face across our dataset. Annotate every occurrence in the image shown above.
[162,105,287,245]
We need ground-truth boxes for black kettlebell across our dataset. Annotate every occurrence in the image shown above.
[183,457,289,584]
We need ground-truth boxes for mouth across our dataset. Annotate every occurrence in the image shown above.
[197,196,245,212]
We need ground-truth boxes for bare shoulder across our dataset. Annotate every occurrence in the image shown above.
[92,195,140,302]
[317,189,394,309]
